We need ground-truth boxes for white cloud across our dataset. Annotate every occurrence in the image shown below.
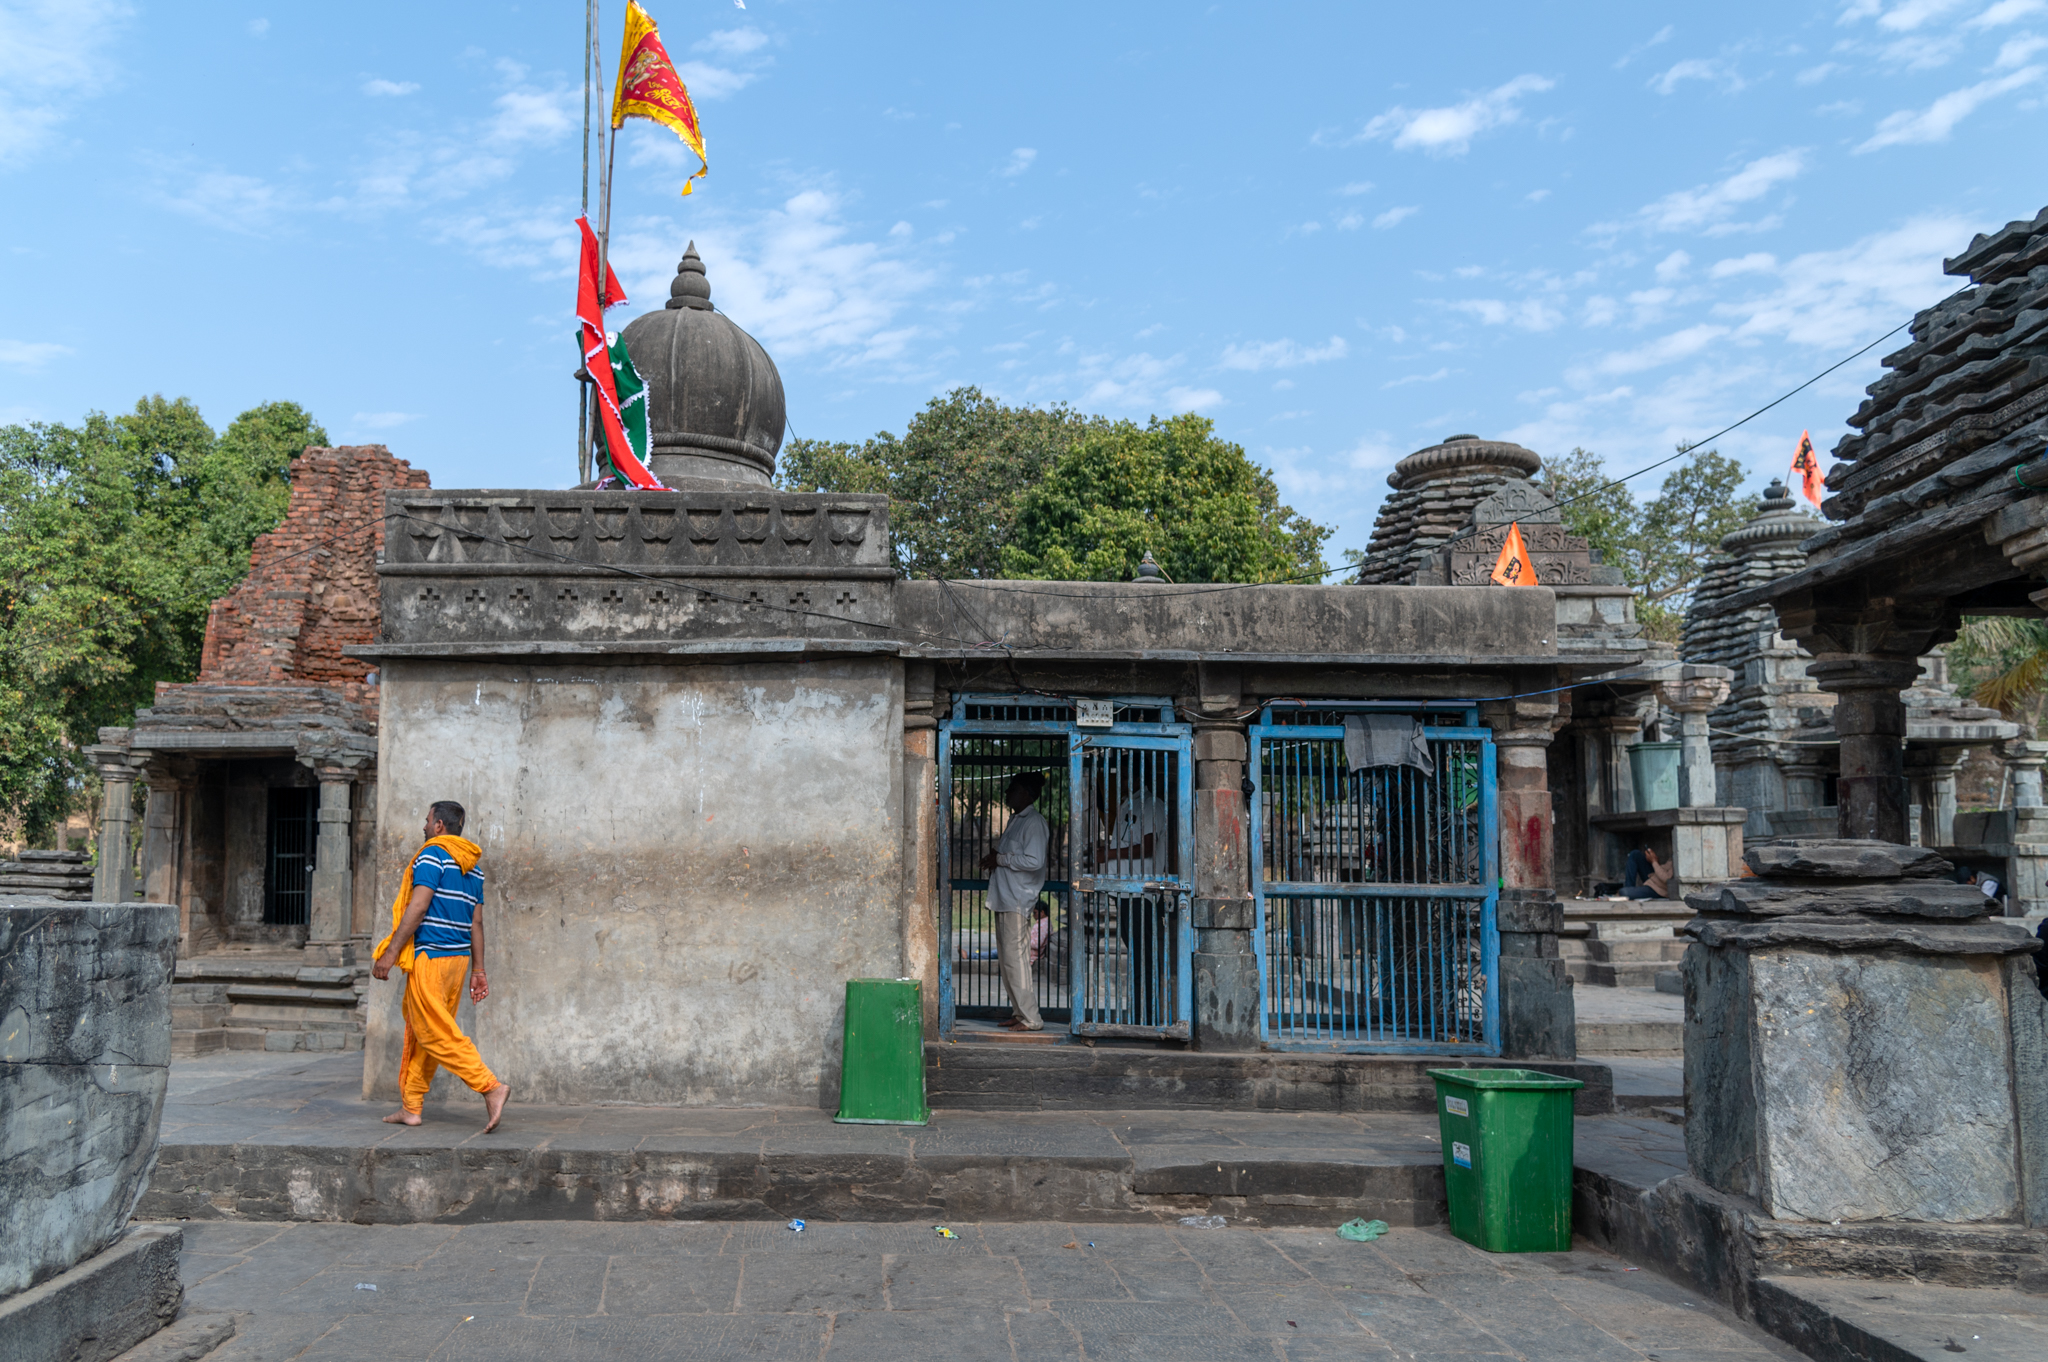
[1719,214,1973,350]
[1615,25,1675,69]
[674,61,755,101]
[1798,62,1842,84]
[1583,295,1619,326]
[1711,251,1778,277]
[1855,64,2042,148]
[1881,32,1965,68]
[150,165,288,234]
[351,412,420,430]
[1164,386,1224,412]
[0,0,132,169]
[1970,0,2046,26]
[1655,249,1693,281]
[0,338,69,368]
[1525,188,1551,202]
[695,26,769,57]
[1450,298,1564,331]
[1650,58,1747,95]
[1607,150,1805,234]
[1373,205,1419,229]
[1355,74,1555,156]
[1876,0,1970,29]
[607,188,938,370]
[362,77,419,97]
[488,87,577,145]
[1996,33,2048,65]
[1336,210,1365,230]
[1585,323,1729,376]
[1382,367,1452,389]
[247,16,268,36]
[1218,336,1349,371]
[1001,147,1037,177]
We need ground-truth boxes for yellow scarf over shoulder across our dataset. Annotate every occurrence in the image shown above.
[374,835,482,974]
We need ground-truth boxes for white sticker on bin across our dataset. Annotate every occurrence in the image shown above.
[1444,1096,1469,1117]
[1452,1141,1472,1168]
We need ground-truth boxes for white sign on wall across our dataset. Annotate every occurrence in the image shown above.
[1075,699,1114,729]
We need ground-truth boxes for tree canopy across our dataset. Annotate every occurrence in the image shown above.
[780,387,1327,584]
[1536,445,1749,641]
[0,396,325,842]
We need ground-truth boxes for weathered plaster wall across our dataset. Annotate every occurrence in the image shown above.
[0,904,176,1299]
[364,657,905,1107]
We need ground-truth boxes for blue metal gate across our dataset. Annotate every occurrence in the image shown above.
[937,695,1192,1039]
[1248,702,1500,1055]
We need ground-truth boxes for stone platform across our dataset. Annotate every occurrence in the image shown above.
[142,1054,1455,1229]
[1573,985,1684,1056]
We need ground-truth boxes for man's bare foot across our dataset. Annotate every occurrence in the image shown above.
[482,1083,510,1133]
[382,1109,422,1126]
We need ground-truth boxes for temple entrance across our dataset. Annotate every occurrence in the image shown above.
[937,695,1193,1039]
[263,786,315,927]
[1249,703,1500,1055]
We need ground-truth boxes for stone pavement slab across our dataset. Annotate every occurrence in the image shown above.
[1756,1276,2048,1362]
[137,1218,1806,1362]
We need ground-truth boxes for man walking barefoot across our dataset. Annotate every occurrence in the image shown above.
[372,800,510,1131]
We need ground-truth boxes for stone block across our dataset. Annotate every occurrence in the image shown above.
[1192,729,1246,763]
[0,1224,182,1362]
[1,904,176,1299]
[1190,896,1254,931]
[1689,879,1993,919]
[1192,950,1259,1052]
[1496,892,1563,935]
[1498,955,1575,1059]
[1743,839,1951,880]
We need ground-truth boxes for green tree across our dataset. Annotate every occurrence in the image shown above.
[1948,617,2048,738]
[0,396,326,843]
[1534,445,1749,643]
[778,386,1102,578]
[1002,414,1330,583]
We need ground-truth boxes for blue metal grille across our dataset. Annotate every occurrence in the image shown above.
[1250,706,1499,1055]
[1071,736,1193,1039]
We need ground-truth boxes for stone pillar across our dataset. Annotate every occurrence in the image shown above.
[901,661,940,1036]
[350,778,379,939]
[2006,739,2047,810]
[139,762,188,942]
[1685,840,2047,1229]
[305,764,358,959]
[1661,669,1731,808]
[1906,746,1968,850]
[85,733,141,904]
[1481,696,1575,1059]
[1810,655,1920,844]
[1600,715,1644,816]
[1191,716,1257,1051]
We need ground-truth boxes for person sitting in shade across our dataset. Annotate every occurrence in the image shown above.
[980,771,1050,1032]
[1622,844,1674,900]
[372,800,510,1131]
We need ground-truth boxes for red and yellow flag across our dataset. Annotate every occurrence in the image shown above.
[613,1,707,196]
[1791,430,1823,508]
[1490,522,1539,587]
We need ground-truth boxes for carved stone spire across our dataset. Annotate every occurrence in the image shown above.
[667,241,713,312]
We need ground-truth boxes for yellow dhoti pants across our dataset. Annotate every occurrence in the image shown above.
[399,954,498,1113]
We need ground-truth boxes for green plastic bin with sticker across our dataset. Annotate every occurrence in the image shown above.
[835,979,930,1126]
[1427,1067,1584,1252]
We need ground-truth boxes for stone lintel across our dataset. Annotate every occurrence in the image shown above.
[1685,915,2040,955]
[1687,879,1998,920]
[1743,839,1952,880]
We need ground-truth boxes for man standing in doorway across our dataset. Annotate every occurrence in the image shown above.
[980,771,1049,1032]
[372,800,510,1131]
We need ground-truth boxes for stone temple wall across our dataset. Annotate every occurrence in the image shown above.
[197,444,430,697]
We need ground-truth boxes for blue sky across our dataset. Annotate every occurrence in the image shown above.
[2,1,2044,559]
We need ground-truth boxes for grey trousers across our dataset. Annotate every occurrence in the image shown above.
[994,911,1042,1029]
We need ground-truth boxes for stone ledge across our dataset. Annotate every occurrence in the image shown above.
[0,1224,182,1362]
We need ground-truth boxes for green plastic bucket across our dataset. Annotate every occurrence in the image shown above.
[1427,1067,1584,1253]
[1628,741,1682,811]
[835,979,929,1126]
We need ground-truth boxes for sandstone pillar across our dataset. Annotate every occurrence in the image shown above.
[1810,655,1920,844]
[1905,745,1969,850]
[1661,669,1732,808]
[305,765,358,959]
[1191,718,1257,1051]
[86,734,141,905]
[1481,696,1574,1058]
[139,763,188,942]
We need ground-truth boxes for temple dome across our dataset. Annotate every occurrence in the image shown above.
[1718,479,1820,556]
[618,242,786,488]
[1386,434,1542,491]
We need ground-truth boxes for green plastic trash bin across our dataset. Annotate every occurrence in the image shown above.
[835,979,929,1126]
[1427,1067,1584,1253]
[1628,740,1682,811]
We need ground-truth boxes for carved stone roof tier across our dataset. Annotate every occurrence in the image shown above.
[1355,436,1549,585]
[619,242,787,489]
[1709,203,2048,624]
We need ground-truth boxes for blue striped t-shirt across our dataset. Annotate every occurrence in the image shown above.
[411,846,484,958]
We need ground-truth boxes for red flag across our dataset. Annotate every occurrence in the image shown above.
[1791,430,1822,508]
[613,2,707,196]
[576,216,660,489]
[1490,522,1540,587]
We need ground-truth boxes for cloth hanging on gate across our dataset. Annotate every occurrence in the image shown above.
[1342,714,1434,777]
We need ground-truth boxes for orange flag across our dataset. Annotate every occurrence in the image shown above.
[613,1,707,196]
[1490,522,1539,587]
[1791,430,1822,507]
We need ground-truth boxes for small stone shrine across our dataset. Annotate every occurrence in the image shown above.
[0,850,94,901]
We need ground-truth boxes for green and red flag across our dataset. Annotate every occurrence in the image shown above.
[576,215,661,489]
[613,1,707,196]
[1791,430,1822,508]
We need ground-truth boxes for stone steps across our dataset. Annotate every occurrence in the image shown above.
[1575,1020,1683,1055]
[171,952,367,1056]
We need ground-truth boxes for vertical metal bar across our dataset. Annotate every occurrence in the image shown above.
[938,721,955,1036]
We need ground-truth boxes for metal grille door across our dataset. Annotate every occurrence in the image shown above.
[264,786,314,926]
[1250,705,1499,1055]
[1071,735,1194,1039]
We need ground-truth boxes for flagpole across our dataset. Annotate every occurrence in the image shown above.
[577,0,596,485]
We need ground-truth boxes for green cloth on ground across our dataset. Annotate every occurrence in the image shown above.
[1337,1218,1390,1242]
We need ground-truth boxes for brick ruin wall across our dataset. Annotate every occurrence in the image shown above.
[190,445,430,707]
